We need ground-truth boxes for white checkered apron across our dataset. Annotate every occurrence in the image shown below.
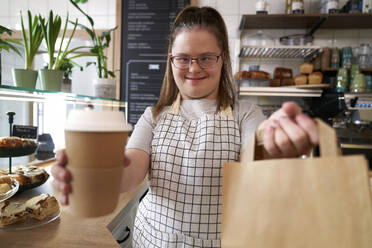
[133,104,241,247]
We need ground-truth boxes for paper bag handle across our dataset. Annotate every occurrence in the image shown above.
[241,118,341,163]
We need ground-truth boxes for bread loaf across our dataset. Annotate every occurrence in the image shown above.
[308,72,323,84]
[250,71,271,80]
[233,71,250,80]
[274,67,293,80]
[294,74,307,85]
[300,62,314,74]
[282,78,294,86]
[270,79,281,87]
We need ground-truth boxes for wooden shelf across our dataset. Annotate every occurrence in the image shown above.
[239,13,372,30]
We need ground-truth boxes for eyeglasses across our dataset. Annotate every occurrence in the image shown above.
[170,54,221,70]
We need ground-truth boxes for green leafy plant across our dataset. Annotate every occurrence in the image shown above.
[0,25,22,56]
[39,11,94,71]
[59,57,83,79]
[69,0,117,78]
[20,11,43,69]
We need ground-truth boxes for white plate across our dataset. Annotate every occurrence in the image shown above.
[0,178,19,203]
[0,209,61,231]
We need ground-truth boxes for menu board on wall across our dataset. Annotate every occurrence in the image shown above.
[120,0,190,125]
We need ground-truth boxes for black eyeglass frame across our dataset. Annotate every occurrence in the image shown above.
[169,54,222,70]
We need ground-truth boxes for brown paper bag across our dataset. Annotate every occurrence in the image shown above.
[222,119,372,248]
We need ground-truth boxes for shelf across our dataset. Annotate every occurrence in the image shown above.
[239,13,372,30]
[323,68,372,73]
[344,92,372,98]
[239,86,323,97]
[239,45,322,59]
[0,85,126,108]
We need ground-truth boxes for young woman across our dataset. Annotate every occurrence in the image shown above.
[52,6,318,247]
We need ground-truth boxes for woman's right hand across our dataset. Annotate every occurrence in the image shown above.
[51,150,72,205]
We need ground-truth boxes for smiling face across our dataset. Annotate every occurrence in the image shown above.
[170,28,223,100]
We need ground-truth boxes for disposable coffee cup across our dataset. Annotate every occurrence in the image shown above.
[64,109,132,217]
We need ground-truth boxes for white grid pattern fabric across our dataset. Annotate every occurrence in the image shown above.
[133,110,241,247]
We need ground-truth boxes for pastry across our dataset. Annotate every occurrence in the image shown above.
[233,71,250,80]
[0,137,36,148]
[0,194,59,226]
[308,72,323,84]
[0,165,48,189]
[300,62,314,74]
[0,183,11,195]
[0,201,27,226]
[294,74,307,85]
[27,194,60,220]
[250,70,271,80]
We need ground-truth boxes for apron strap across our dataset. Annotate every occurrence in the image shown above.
[168,93,233,117]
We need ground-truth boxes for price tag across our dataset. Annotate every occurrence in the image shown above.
[12,125,38,139]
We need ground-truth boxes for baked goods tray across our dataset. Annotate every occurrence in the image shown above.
[0,209,61,231]
[0,145,38,157]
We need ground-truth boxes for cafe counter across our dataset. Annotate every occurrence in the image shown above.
[0,166,145,248]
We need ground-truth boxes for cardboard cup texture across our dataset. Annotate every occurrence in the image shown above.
[65,131,128,217]
[65,131,128,168]
[64,109,131,217]
[68,166,124,217]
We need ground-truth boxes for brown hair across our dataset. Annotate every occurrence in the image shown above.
[152,6,236,119]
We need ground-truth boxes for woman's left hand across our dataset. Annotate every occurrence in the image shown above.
[258,101,319,158]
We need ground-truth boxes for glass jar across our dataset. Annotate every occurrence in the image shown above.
[350,73,367,92]
[350,64,360,84]
[358,44,371,69]
[365,75,372,92]
[319,0,339,13]
[292,0,304,14]
[331,47,340,68]
[341,47,352,69]
[335,67,349,93]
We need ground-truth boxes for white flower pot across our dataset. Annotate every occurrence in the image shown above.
[93,78,116,99]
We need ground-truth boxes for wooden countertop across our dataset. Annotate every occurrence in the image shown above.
[0,166,143,248]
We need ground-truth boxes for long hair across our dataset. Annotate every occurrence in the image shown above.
[152,6,236,119]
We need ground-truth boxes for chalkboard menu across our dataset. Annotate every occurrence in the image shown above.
[120,0,190,125]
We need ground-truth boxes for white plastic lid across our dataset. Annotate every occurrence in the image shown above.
[65,109,132,132]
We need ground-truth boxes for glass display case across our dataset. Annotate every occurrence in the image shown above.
[0,85,127,168]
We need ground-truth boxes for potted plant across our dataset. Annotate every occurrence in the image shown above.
[38,11,93,91]
[0,25,22,85]
[12,11,43,89]
[69,0,118,98]
[59,57,84,93]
